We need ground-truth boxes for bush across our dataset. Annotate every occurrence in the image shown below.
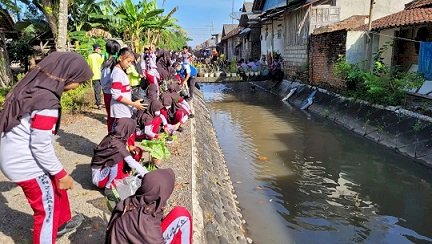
[61,84,93,113]
[0,87,11,108]
[334,56,424,106]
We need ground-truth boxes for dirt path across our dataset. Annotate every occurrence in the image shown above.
[0,108,193,243]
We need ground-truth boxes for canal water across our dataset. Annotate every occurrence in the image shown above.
[201,83,432,244]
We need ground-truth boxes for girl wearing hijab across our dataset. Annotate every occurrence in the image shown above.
[91,118,148,199]
[161,83,193,128]
[143,46,161,89]
[106,168,192,244]
[101,40,121,133]
[135,98,167,140]
[0,52,93,243]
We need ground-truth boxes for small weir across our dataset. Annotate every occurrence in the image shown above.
[202,82,432,243]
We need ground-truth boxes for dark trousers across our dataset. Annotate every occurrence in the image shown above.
[187,77,196,98]
[93,79,102,106]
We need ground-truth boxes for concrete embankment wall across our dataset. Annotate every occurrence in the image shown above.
[252,80,432,167]
[191,93,248,244]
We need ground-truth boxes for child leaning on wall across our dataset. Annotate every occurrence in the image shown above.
[0,52,93,243]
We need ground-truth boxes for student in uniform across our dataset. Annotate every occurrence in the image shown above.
[91,118,148,200]
[0,52,93,243]
[110,47,146,121]
[160,83,193,132]
[136,98,166,141]
[101,40,121,132]
[144,46,161,89]
[106,168,192,244]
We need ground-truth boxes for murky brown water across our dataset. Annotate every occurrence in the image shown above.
[202,83,432,244]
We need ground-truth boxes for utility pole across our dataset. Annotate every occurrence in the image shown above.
[232,0,234,24]
[367,0,374,32]
[364,0,375,70]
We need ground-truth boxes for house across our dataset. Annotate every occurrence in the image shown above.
[309,15,369,88]
[220,24,241,61]
[252,0,411,80]
[238,2,261,61]
[354,0,432,97]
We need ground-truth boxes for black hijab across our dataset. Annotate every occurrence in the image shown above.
[91,118,136,168]
[0,52,93,134]
[105,168,175,244]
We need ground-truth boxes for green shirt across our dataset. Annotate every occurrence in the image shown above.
[87,52,104,81]
[127,65,141,87]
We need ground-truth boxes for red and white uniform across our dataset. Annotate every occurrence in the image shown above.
[101,67,115,132]
[146,53,160,85]
[91,150,146,189]
[110,66,133,119]
[0,109,71,244]
[162,207,192,244]
[136,115,164,140]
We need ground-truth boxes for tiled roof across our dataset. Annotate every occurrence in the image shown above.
[355,7,432,31]
[221,26,241,41]
[313,15,369,35]
[405,0,432,9]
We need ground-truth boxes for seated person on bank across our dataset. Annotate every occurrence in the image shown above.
[105,168,192,244]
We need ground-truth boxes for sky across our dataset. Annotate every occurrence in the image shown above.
[157,0,247,47]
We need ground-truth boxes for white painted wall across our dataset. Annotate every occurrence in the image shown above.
[336,0,411,21]
[346,31,366,64]
[260,20,284,57]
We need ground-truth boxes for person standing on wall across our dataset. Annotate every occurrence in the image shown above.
[87,44,105,110]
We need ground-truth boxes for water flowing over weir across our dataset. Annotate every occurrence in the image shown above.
[201,83,432,244]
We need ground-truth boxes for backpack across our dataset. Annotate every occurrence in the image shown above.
[190,65,198,77]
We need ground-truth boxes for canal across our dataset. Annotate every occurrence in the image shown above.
[201,83,432,244]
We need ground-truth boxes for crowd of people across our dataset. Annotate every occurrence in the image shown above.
[237,54,284,82]
[0,40,198,244]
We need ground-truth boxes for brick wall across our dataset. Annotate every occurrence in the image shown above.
[309,30,347,89]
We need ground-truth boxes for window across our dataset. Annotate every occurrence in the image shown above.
[277,29,282,39]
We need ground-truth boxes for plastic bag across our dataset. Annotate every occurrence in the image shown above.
[113,176,142,200]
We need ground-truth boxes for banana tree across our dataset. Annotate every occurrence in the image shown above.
[69,0,103,32]
[90,0,180,53]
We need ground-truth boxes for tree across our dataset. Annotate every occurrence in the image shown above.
[57,0,68,51]
[91,0,182,52]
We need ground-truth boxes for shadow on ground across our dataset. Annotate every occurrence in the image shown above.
[81,110,107,126]
[68,213,108,244]
[70,164,95,191]
[57,129,98,157]
[0,181,33,243]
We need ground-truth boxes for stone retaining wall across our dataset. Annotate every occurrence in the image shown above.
[252,80,432,167]
[191,93,248,243]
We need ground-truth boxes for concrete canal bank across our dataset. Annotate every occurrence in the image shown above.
[191,92,248,244]
[252,80,432,167]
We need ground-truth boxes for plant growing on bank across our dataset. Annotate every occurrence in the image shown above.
[229,61,238,74]
[334,55,424,106]
[140,133,174,160]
